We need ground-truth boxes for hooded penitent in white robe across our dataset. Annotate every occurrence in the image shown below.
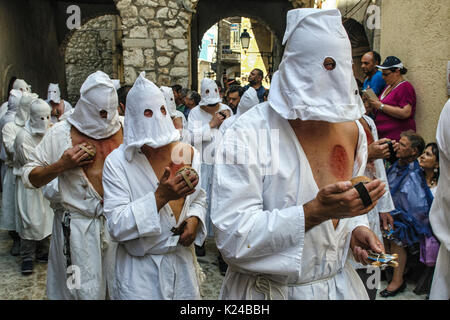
[102,72,207,299]
[161,85,187,130]
[14,99,54,240]
[186,79,232,236]
[429,98,450,300]
[0,90,27,231]
[220,87,260,134]
[22,71,121,300]
[211,8,371,300]
[45,83,73,124]
[350,115,395,272]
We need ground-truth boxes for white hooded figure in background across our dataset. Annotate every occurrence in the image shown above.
[160,85,187,132]
[14,99,54,267]
[0,91,35,232]
[102,72,207,299]
[186,78,232,239]
[46,83,73,124]
[429,98,450,300]
[220,86,260,134]
[0,79,30,121]
[211,8,385,300]
[22,70,123,300]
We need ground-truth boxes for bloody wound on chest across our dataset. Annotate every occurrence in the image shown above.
[330,145,349,180]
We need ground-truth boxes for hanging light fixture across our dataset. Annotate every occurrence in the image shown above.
[240,29,251,50]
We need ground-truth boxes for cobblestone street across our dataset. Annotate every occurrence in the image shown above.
[0,228,428,300]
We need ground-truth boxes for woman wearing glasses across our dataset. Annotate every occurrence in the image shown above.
[369,56,417,144]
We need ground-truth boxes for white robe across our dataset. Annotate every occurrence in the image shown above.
[186,103,232,236]
[0,121,21,231]
[22,120,117,300]
[350,116,396,270]
[14,127,54,240]
[211,102,370,300]
[102,144,207,299]
[429,98,450,300]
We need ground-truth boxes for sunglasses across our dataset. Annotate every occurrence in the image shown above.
[381,71,392,77]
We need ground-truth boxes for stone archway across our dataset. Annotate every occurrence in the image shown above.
[114,0,312,89]
[62,14,124,105]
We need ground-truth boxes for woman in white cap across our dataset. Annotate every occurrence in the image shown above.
[369,56,417,144]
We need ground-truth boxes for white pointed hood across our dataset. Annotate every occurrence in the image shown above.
[15,92,38,126]
[47,83,61,103]
[13,79,31,93]
[160,86,177,117]
[235,87,260,118]
[267,8,364,122]
[123,72,180,161]
[26,99,51,135]
[67,71,121,139]
[199,78,221,106]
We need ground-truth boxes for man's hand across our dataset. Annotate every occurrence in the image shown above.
[155,167,198,210]
[209,113,226,128]
[178,216,200,247]
[350,226,384,265]
[368,138,392,161]
[379,212,394,231]
[303,180,386,231]
[58,142,95,171]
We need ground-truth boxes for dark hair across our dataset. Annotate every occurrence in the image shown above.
[227,85,245,97]
[187,90,201,105]
[180,87,189,99]
[117,85,132,106]
[425,142,440,182]
[389,67,408,75]
[215,80,222,89]
[171,84,182,93]
[370,51,381,65]
[401,130,425,156]
[7,76,17,94]
[254,68,264,79]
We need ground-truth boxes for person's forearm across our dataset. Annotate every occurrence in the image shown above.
[303,199,329,232]
[380,104,411,119]
[29,160,65,188]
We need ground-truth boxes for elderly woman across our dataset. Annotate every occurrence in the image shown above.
[369,56,417,142]
[380,131,434,297]
[414,143,440,297]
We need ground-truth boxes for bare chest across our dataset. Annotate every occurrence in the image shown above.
[70,127,123,197]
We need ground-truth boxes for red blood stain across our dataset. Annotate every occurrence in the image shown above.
[330,145,349,180]
[169,162,186,177]
[364,128,374,145]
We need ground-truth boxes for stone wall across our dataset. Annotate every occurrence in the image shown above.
[115,0,198,88]
[65,14,121,105]
[380,0,450,143]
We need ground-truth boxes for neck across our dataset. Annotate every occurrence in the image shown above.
[398,156,415,166]
[367,69,377,78]
[390,76,404,87]
[252,83,261,89]
[424,167,436,182]
[201,104,219,115]
[141,143,172,159]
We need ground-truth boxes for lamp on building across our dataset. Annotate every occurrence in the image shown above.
[240,29,251,50]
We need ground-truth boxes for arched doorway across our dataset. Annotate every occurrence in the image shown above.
[61,14,124,105]
[197,16,280,90]
[190,0,293,90]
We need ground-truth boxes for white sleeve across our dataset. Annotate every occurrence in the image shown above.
[102,155,161,242]
[186,110,213,143]
[210,133,305,276]
[21,125,63,189]
[2,124,16,156]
